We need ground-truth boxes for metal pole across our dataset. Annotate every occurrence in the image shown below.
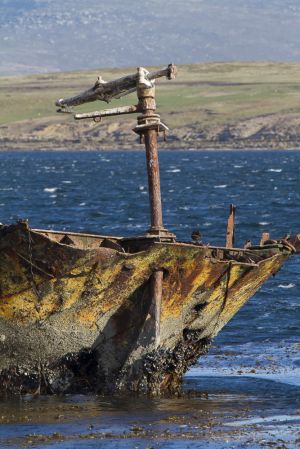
[226,204,236,248]
[144,129,164,231]
[149,270,163,347]
[133,69,175,240]
[135,80,167,236]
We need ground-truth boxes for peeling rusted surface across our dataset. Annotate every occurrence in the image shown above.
[0,221,296,395]
[144,128,164,232]
[226,204,236,248]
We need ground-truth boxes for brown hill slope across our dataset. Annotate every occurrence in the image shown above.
[1,62,300,150]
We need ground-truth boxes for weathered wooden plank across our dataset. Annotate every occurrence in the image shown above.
[56,64,177,108]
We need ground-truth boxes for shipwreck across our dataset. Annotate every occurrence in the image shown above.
[0,64,299,395]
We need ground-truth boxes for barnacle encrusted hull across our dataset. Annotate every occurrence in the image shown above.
[0,222,293,394]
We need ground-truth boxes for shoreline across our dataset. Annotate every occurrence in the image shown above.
[1,145,300,152]
[1,139,300,152]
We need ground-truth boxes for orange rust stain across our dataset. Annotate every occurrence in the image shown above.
[75,245,166,325]
[0,236,291,335]
[161,256,230,319]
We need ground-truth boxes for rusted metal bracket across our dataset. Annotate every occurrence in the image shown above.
[133,114,169,136]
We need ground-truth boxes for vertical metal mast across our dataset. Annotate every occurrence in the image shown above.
[56,64,177,240]
[132,67,176,348]
[133,67,175,240]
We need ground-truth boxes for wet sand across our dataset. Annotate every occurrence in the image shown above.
[0,375,299,449]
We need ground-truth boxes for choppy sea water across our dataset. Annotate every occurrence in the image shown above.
[0,150,299,448]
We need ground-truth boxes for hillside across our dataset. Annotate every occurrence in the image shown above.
[1,62,300,150]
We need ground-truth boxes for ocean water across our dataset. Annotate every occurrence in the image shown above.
[0,149,299,448]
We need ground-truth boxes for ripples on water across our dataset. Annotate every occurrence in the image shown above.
[0,150,299,448]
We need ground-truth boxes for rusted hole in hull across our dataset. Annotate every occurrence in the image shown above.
[194,301,208,313]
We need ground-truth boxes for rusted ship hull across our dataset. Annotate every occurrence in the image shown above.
[0,221,296,395]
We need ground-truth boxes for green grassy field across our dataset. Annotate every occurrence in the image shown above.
[1,62,300,149]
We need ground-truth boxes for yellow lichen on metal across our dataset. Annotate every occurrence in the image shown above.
[159,243,251,320]
[198,265,232,318]
[0,287,39,322]
[0,251,95,323]
[0,229,292,340]
[0,252,41,296]
[0,252,45,322]
[161,257,225,318]
[74,245,166,325]
[36,274,88,320]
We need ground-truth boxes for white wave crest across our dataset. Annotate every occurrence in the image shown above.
[278,283,295,289]
[44,187,58,193]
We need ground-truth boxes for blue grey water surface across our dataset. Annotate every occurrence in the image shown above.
[0,149,299,448]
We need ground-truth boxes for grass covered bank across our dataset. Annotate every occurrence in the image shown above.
[1,62,300,150]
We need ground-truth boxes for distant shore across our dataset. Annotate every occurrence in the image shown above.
[1,132,300,151]
[1,142,300,151]
[1,114,300,151]
[2,62,300,151]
